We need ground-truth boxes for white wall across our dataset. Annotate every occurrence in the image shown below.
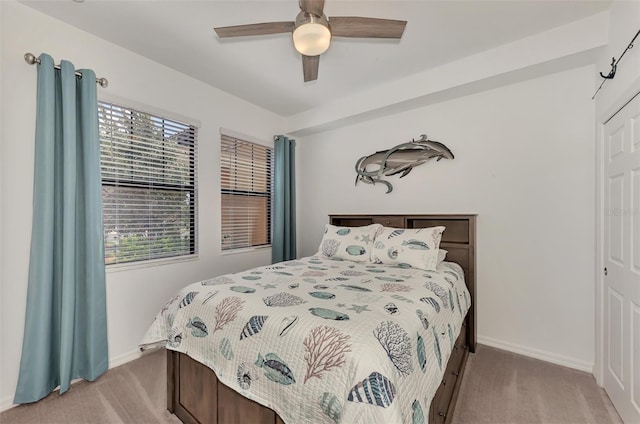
[595,1,640,118]
[0,1,284,408]
[297,66,596,371]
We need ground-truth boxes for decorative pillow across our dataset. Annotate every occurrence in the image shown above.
[437,249,448,267]
[370,226,446,270]
[317,224,382,262]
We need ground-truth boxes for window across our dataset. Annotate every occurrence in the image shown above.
[99,101,198,265]
[220,134,273,251]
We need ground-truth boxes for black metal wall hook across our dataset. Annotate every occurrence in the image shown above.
[593,28,640,99]
[599,57,617,79]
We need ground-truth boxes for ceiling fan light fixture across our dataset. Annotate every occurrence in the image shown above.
[293,13,331,56]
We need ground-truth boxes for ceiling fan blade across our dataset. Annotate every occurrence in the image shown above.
[214,22,295,38]
[299,0,325,17]
[302,55,320,82]
[328,17,407,38]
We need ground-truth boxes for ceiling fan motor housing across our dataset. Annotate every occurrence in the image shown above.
[293,11,332,56]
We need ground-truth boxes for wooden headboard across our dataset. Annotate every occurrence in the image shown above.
[329,214,477,353]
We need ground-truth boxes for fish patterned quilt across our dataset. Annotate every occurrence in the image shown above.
[141,256,470,424]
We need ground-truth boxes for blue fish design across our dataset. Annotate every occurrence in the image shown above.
[456,288,463,314]
[274,271,293,276]
[402,239,430,250]
[347,372,396,408]
[412,400,425,424]
[230,286,256,294]
[326,277,349,281]
[387,229,405,239]
[240,315,268,340]
[366,268,386,273]
[449,290,455,311]
[179,291,198,308]
[346,245,366,256]
[242,275,261,281]
[338,284,371,292]
[314,284,329,289]
[447,323,455,350]
[420,297,441,313]
[444,276,455,286]
[444,270,460,280]
[336,228,351,236]
[374,241,385,249]
[319,392,342,423]
[432,325,442,369]
[391,294,414,304]
[416,309,429,330]
[425,281,448,308]
[417,334,426,372]
[375,276,405,282]
[263,292,307,307]
[309,291,336,300]
[187,317,208,337]
[220,337,234,360]
[309,308,350,320]
[340,270,367,276]
[255,353,296,385]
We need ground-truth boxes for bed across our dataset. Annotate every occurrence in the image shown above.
[143,214,476,424]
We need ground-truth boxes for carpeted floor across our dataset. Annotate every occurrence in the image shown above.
[0,345,621,424]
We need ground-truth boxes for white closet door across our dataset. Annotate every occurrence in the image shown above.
[603,92,640,424]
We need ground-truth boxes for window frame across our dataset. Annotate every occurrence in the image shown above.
[220,132,273,253]
[98,98,199,268]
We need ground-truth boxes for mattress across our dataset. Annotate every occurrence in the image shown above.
[141,255,470,424]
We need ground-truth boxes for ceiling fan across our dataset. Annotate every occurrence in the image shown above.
[214,0,407,82]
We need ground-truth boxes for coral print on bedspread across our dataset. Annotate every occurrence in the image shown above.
[141,256,470,424]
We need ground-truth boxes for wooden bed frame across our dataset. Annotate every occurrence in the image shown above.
[167,214,476,424]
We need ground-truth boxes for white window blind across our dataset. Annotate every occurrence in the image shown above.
[220,134,272,251]
[99,100,198,265]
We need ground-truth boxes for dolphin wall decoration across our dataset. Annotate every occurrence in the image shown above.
[354,134,454,194]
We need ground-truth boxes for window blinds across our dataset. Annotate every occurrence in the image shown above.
[98,101,198,265]
[220,134,272,251]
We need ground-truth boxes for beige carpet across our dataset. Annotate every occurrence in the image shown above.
[451,345,622,424]
[1,345,621,424]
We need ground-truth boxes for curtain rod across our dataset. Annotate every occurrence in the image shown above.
[24,53,109,88]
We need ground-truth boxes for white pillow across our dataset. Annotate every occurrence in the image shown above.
[370,226,446,271]
[437,249,448,267]
[317,224,382,262]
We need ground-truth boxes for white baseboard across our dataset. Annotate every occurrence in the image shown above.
[0,348,143,413]
[0,397,15,413]
[478,335,594,373]
[109,348,143,369]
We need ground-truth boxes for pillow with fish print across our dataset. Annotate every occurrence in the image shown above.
[370,226,446,270]
[317,223,382,263]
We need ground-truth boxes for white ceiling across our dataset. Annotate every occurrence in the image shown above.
[21,0,611,117]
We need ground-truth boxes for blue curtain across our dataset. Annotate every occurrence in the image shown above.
[14,54,108,404]
[272,135,296,263]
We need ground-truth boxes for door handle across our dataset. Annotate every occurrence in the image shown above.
[604,267,608,276]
